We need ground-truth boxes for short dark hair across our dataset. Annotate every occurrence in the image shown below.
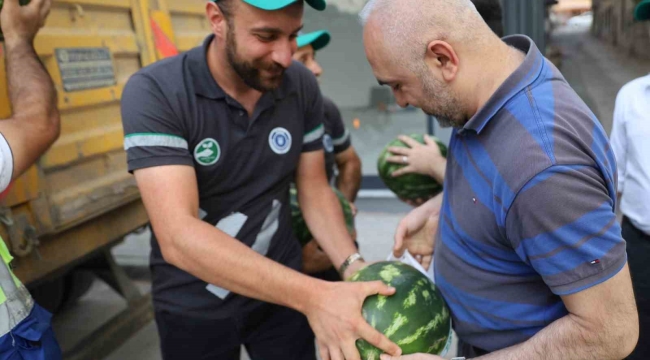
[215,0,235,23]
[471,0,504,37]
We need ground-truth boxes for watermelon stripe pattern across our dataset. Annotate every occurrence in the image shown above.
[349,262,452,359]
[377,134,448,201]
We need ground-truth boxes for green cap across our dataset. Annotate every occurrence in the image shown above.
[216,0,326,11]
[635,0,650,21]
[296,30,331,50]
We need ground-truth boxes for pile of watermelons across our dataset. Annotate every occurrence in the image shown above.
[0,0,32,41]
[349,261,452,359]
[377,134,448,201]
[289,184,355,246]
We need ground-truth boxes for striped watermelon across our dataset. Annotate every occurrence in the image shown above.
[290,184,355,246]
[377,134,447,200]
[349,261,452,359]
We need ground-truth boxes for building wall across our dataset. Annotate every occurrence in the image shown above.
[592,0,650,59]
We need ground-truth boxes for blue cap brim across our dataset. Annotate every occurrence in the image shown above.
[635,0,650,21]
[297,30,331,51]
[240,0,326,11]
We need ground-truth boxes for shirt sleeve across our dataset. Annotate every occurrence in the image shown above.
[301,71,325,153]
[323,97,351,154]
[0,133,14,193]
[121,73,194,173]
[505,164,627,296]
[610,88,628,194]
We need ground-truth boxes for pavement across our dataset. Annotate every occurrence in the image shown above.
[50,22,650,360]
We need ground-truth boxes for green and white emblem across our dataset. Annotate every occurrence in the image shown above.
[194,138,221,166]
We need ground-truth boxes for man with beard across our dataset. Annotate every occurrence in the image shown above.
[120,0,401,359]
[359,0,639,359]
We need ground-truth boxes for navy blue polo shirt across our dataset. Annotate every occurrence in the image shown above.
[434,35,625,351]
[322,96,352,182]
[121,35,325,318]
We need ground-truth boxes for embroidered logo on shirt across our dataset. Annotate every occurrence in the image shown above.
[269,127,292,155]
[323,134,334,153]
[194,138,221,166]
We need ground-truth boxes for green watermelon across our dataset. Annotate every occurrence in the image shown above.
[377,134,448,201]
[290,183,355,246]
[0,0,32,41]
[349,261,452,359]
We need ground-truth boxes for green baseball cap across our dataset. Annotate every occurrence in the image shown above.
[297,30,331,50]
[635,0,650,21]
[215,0,326,11]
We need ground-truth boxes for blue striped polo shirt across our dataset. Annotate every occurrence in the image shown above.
[434,35,626,352]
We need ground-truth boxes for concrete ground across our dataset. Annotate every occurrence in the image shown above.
[51,21,650,360]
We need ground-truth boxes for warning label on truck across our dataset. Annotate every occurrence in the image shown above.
[55,48,117,92]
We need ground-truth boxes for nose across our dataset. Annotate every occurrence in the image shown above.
[272,39,295,69]
[394,91,409,108]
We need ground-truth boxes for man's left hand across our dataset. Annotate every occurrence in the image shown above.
[380,354,444,360]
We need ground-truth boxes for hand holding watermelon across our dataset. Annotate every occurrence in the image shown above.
[306,279,403,360]
[386,135,447,185]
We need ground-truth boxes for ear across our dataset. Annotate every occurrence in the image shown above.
[206,2,228,40]
[424,40,460,82]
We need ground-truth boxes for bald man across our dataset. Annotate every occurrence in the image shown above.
[359,1,639,359]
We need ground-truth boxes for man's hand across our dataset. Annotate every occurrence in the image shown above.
[380,354,443,360]
[306,280,402,360]
[394,195,443,269]
[386,135,446,184]
[302,240,334,274]
[1,0,51,45]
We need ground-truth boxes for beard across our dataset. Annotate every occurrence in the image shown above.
[418,69,467,128]
[225,26,285,92]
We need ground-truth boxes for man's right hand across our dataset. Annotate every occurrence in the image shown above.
[394,195,442,270]
[306,280,402,360]
[1,0,51,45]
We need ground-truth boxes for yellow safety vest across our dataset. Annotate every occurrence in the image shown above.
[0,238,34,337]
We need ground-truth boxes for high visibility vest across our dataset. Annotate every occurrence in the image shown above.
[0,238,34,338]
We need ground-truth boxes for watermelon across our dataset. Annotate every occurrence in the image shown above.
[290,183,355,246]
[0,0,32,41]
[377,134,448,201]
[349,261,452,359]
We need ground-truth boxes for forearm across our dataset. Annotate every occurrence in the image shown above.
[336,160,361,202]
[162,215,322,313]
[299,183,357,274]
[6,39,58,128]
[476,314,629,360]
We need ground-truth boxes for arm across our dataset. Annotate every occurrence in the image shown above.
[296,150,359,277]
[0,0,59,183]
[473,264,638,360]
[335,146,362,202]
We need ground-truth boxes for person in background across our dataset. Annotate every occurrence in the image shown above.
[0,0,62,359]
[609,2,650,359]
[292,29,362,279]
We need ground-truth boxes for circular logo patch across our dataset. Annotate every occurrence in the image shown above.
[269,127,292,155]
[323,134,334,153]
[194,138,221,166]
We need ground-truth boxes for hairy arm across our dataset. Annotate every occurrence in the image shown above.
[335,146,362,202]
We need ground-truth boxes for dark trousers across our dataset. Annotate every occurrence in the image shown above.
[155,302,316,360]
[623,216,650,360]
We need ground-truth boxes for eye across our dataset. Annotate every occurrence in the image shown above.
[393,84,401,91]
[256,34,276,42]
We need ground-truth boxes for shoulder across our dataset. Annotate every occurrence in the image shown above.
[285,60,320,96]
[125,53,187,93]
